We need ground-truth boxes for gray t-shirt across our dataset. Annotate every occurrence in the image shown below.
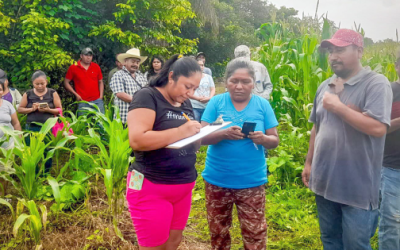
[204,67,212,76]
[0,100,16,148]
[309,67,392,210]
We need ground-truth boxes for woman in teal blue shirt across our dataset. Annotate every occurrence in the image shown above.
[201,58,279,249]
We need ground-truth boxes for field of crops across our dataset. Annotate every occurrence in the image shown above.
[1,21,399,250]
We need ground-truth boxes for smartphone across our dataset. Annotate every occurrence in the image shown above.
[39,103,49,109]
[242,122,256,137]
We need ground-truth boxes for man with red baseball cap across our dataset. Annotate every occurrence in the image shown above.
[302,29,393,249]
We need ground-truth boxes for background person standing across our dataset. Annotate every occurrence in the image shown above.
[196,52,212,76]
[379,52,400,250]
[64,47,105,114]
[110,48,147,124]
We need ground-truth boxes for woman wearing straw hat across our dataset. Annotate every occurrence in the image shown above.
[110,48,148,124]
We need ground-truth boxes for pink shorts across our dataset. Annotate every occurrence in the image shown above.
[126,172,195,247]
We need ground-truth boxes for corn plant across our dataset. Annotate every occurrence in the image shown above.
[80,105,132,218]
[13,199,47,250]
[256,23,331,130]
[0,118,73,200]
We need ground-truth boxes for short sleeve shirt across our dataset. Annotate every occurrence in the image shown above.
[128,87,197,184]
[309,67,393,210]
[110,67,147,123]
[0,100,16,148]
[65,61,103,102]
[383,82,400,169]
[190,74,215,109]
[201,93,278,189]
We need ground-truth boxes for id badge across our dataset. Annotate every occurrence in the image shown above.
[128,170,144,190]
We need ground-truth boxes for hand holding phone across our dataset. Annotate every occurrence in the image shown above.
[242,122,259,150]
[39,102,49,109]
[242,122,256,137]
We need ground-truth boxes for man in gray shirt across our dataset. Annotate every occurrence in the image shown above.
[302,29,392,250]
[234,45,273,100]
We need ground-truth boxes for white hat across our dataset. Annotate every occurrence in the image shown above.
[117,48,147,64]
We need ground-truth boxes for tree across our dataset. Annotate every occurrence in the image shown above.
[0,0,197,92]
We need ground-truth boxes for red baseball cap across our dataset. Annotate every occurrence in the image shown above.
[321,29,364,48]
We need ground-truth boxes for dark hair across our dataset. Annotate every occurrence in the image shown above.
[225,58,255,82]
[0,81,4,91]
[31,70,47,82]
[147,55,165,80]
[150,54,201,87]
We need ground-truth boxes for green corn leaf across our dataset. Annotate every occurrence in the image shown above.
[0,198,15,220]
[101,169,113,205]
[13,213,30,237]
[38,205,47,231]
[29,213,42,244]
[39,117,58,135]
[47,176,61,205]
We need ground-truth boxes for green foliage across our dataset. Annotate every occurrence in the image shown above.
[13,199,47,249]
[0,0,198,95]
[77,106,132,218]
[255,22,332,130]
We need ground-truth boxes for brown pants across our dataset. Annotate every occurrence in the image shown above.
[205,181,267,250]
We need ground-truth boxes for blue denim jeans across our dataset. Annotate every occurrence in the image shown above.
[379,167,400,250]
[77,98,105,116]
[315,195,379,250]
[193,108,205,122]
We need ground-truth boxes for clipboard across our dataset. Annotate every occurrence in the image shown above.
[166,122,231,149]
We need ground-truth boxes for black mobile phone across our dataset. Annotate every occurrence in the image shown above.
[242,122,256,137]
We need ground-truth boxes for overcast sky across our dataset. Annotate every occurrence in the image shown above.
[268,0,399,42]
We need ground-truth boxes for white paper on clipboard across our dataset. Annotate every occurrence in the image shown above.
[166,122,231,149]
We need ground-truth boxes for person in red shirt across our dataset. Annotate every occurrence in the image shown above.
[64,47,105,115]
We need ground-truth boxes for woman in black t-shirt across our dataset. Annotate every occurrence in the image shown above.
[126,55,202,250]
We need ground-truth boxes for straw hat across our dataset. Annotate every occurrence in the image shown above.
[117,48,147,64]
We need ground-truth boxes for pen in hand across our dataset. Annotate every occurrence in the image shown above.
[181,112,191,121]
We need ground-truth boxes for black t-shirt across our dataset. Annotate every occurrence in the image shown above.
[128,87,197,184]
[26,88,56,124]
[383,82,400,169]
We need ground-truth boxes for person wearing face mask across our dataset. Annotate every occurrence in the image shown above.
[126,55,202,250]
[144,56,164,82]
[110,48,148,124]
[18,70,63,172]
[64,47,105,115]
[200,58,279,250]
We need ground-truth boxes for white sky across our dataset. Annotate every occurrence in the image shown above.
[268,0,399,42]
